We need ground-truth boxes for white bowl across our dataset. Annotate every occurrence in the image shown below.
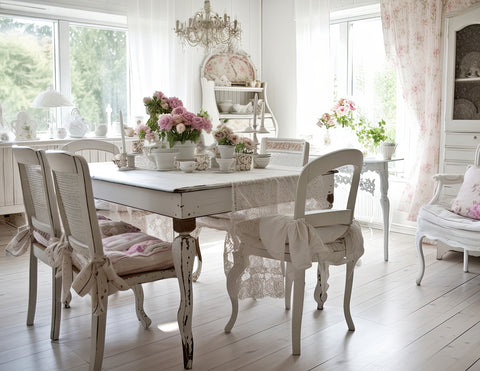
[253,154,271,168]
[218,101,233,113]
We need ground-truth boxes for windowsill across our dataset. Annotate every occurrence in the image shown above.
[0,135,136,147]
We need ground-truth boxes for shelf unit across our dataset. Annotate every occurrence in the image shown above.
[440,6,480,174]
[201,78,278,137]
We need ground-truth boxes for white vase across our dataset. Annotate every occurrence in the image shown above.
[218,144,235,159]
[172,140,196,160]
[381,142,397,160]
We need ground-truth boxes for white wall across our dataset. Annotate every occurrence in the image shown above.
[262,0,297,138]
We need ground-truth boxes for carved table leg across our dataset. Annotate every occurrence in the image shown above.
[172,218,196,369]
[378,163,390,262]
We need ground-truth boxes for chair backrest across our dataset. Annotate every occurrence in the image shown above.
[475,144,480,166]
[294,148,363,227]
[61,139,120,163]
[260,137,310,167]
[43,151,104,262]
[13,146,61,239]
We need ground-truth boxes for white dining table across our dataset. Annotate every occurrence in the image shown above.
[89,162,303,369]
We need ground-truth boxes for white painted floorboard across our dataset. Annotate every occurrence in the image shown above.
[1,219,480,371]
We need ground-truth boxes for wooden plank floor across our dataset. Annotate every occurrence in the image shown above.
[1,219,480,371]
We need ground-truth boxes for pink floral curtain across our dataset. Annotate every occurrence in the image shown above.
[381,0,444,221]
[381,0,480,221]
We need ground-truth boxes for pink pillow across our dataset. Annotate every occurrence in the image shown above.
[451,166,480,220]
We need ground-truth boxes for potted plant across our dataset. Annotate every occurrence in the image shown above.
[212,123,238,159]
[235,136,255,171]
[317,98,389,154]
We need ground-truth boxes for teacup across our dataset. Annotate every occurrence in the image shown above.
[179,160,196,173]
[216,158,235,172]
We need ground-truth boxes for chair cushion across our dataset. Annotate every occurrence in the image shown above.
[451,166,480,220]
[102,232,173,275]
[32,216,141,246]
[420,204,480,232]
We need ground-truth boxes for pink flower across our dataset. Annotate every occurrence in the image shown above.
[158,115,174,131]
[172,114,184,125]
[172,106,187,115]
[161,99,170,110]
[191,116,205,130]
[176,123,186,134]
[182,111,196,123]
[168,97,183,109]
[229,134,239,144]
[145,131,156,141]
[214,131,226,140]
[143,97,151,104]
[468,202,480,220]
[336,105,348,117]
[154,91,165,99]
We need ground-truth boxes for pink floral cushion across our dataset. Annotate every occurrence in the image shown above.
[451,166,480,220]
[32,216,140,246]
[102,232,173,275]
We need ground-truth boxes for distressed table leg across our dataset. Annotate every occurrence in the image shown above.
[172,218,196,369]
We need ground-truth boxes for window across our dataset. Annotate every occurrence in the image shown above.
[330,15,397,141]
[0,16,54,130]
[0,9,127,134]
[69,24,127,131]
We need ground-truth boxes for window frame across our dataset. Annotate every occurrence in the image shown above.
[0,4,128,131]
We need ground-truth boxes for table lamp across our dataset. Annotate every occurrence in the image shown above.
[31,87,73,138]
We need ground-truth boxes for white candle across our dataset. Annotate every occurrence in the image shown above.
[253,94,258,129]
[119,110,126,154]
[260,101,265,128]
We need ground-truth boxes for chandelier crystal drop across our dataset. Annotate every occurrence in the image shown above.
[175,0,241,51]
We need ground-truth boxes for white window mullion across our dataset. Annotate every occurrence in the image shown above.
[58,20,71,129]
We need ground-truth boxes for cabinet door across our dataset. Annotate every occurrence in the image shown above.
[444,8,480,133]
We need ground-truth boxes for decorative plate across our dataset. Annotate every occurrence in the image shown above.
[203,53,256,84]
[459,52,480,78]
[453,98,477,119]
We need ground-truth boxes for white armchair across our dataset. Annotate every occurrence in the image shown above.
[416,144,480,285]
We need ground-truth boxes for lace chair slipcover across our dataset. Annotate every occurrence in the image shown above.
[416,144,480,284]
[7,146,67,341]
[44,150,177,370]
[192,138,311,282]
[224,149,364,355]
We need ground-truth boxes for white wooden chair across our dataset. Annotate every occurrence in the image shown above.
[10,146,68,341]
[260,137,310,167]
[61,139,120,158]
[416,144,480,285]
[224,149,364,355]
[44,150,178,370]
[193,138,310,281]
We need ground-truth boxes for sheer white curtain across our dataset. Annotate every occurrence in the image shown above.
[127,0,183,121]
[381,0,444,221]
[294,0,331,140]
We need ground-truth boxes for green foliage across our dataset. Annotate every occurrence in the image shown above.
[0,19,53,129]
[355,118,388,153]
[70,26,127,127]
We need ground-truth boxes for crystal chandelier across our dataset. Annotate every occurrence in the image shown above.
[175,0,241,50]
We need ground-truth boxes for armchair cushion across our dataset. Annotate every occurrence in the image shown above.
[420,204,480,233]
[451,166,480,220]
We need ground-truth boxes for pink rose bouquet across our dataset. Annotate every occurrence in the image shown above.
[138,91,184,140]
[235,136,255,154]
[212,124,238,146]
[317,98,356,129]
[157,107,212,147]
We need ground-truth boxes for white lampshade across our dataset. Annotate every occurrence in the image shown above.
[31,87,73,108]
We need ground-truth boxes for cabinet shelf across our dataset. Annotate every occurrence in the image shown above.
[214,86,264,93]
[219,113,273,120]
[455,77,480,83]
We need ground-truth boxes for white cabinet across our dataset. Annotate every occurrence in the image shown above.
[441,6,480,173]
[201,77,278,135]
